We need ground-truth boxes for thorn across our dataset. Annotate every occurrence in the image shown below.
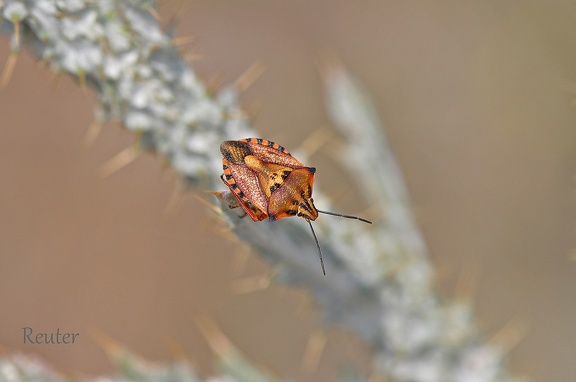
[0,52,18,88]
[489,318,529,353]
[454,260,481,301]
[200,190,233,213]
[234,61,266,92]
[196,194,243,236]
[49,71,63,89]
[224,109,250,121]
[315,49,344,84]
[215,224,235,235]
[230,275,271,295]
[213,219,242,240]
[164,338,189,361]
[90,328,149,371]
[145,4,161,21]
[243,101,264,121]
[89,328,123,356]
[82,120,103,148]
[324,136,349,165]
[432,260,454,287]
[164,183,187,217]
[98,146,139,177]
[194,313,235,357]
[78,70,87,96]
[13,19,21,49]
[172,35,195,47]
[302,330,326,373]
[36,58,48,70]
[295,293,313,316]
[297,127,334,159]
[183,52,205,63]
[206,73,225,95]
[207,189,242,210]
[230,245,252,274]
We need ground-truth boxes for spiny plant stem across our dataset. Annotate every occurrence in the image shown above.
[0,1,525,381]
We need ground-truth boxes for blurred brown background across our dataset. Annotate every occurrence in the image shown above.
[1,1,576,381]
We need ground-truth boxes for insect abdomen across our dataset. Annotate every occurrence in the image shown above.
[220,141,253,164]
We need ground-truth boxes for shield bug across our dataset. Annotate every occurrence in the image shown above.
[219,138,372,275]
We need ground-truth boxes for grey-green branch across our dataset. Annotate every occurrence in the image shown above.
[0,1,526,381]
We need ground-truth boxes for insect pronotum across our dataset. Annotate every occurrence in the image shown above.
[219,138,372,275]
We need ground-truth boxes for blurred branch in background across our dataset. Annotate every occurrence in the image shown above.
[0,1,526,381]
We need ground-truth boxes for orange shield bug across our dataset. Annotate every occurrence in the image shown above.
[219,138,372,275]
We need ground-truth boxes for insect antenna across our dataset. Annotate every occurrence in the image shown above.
[306,218,326,275]
[316,209,373,224]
